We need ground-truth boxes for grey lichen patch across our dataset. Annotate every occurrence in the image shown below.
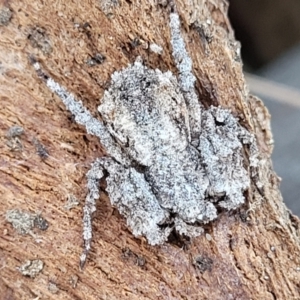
[6,125,24,151]
[17,259,44,278]
[6,209,48,234]
[98,0,119,16]
[28,26,53,55]
[6,209,35,235]
[6,125,24,138]
[0,7,12,26]
[48,281,59,294]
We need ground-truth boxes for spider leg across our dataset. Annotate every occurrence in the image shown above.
[31,58,129,166]
[80,158,106,269]
[80,156,173,268]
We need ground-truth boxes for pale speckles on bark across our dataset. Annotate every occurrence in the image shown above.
[17,260,44,278]
[28,26,53,55]
[6,209,48,234]
[6,209,36,235]
[0,6,12,26]
[98,0,119,16]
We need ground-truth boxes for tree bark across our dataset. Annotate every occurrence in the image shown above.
[1,0,300,299]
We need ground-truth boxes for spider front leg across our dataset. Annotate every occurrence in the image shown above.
[31,59,129,166]
[80,158,106,269]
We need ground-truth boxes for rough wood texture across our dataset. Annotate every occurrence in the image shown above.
[1,0,300,299]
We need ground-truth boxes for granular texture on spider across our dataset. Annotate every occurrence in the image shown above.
[32,11,258,268]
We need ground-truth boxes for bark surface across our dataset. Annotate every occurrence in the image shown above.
[1,0,300,299]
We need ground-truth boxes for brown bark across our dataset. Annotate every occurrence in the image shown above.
[1,0,300,299]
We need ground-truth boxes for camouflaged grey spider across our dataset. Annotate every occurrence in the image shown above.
[33,12,258,267]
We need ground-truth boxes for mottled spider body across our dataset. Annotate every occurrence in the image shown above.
[33,12,258,267]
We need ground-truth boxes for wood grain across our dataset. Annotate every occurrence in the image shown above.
[1,0,300,299]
